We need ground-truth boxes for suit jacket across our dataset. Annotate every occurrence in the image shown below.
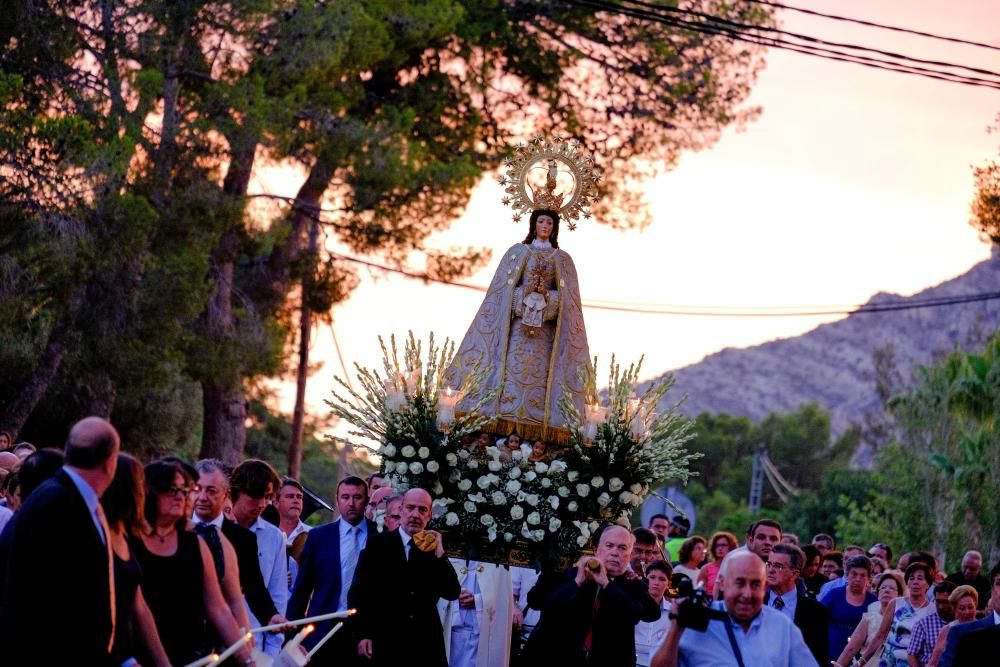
[952,622,1000,665]
[521,568,661,667]
[0,470,114,665]
[765,589,829,666]
[939,614,997,667]
[287,518,376,650]
[221,518,278,623]
[347,528,461,667]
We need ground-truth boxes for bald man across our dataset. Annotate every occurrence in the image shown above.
[0,417,121,666]
[348,488,460,667]
[522,524,661,667]
[653,550,818,667]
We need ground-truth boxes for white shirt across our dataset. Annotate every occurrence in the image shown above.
[994,610,1000,625]
[0,505,12,535]
[337,519,369,612]
[635,598,670,667]
[285,520,310,546]
[246,517,289,656]
[192,511,225,529]
[399,526,414,559]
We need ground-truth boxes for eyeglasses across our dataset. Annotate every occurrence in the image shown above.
[765,562,796,572]
[166,485,191,498]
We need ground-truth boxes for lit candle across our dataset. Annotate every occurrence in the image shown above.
[385,376,406,412]
[211,632,253,664]
[283,623,314,654]
[583,403,608,444]
[180,653,219,667]
[306,621,344,660]
[627,394,644,439]
[436,386,461,432]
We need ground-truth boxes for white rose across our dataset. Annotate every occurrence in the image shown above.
[509,467,522,479]
[520,444,532,459]
[486,446,501,459]
[619,491,634,504]
[433,482,444,494]
[597,492,611,507]
[395,462,407,474]
[568,501,578,511]
[591,476,605,488]
[382,444,397,457]
[629,482,642,494]
[540,477,552,488]
[608,477,624,492]
[576,484,591,497]
[567,471,579,482]
[589,521,600,532]
[417,446,430,459]
[491,491,506,505]
[467,460,479,469]
[477,476,491,489]
[548,496,559,510]
[464,501,477,512]
[527,512,541,526]
[532,529,545,542]
[469,493,486,503]
[506,480,522,494]
[549,460,567,473]
[488,460,502,472]
[446,452,458,466]
[445,512,460,526]
[504,532,514,542]
[525,494,539,507]
[511,450,522,461]
[488,526,498,542]
[426,461,440,473]
[481,514,495,526]
[521,523,532,539]
[401,445,416,458]
[458,479,473,491]
[487,474,500,485]
[526,471,539,482]
[534,462,549,474]
[557,486,570,498]
[458,449,470,459]
[517,491,527,502]
[549,517,562,532]
[510,505,525,520]
[577,535,588,547]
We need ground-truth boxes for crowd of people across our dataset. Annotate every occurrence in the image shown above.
[0,417,997,667]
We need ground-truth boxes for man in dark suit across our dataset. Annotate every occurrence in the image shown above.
[348,487,460,667]
[764,543,829,665]
[192,458,284,631]
[0,417,120,665]
[939,563,1000,667]
[952,622,1000,664]
[288,475,375,665]
[522,524,662,667]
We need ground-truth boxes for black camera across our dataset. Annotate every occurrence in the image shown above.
[666,573,729,632]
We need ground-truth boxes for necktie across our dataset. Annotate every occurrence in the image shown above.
[583,591,601,654]
[343,525,360,589]
[773,595,785,610]
[196,522,225,583]
[95,504,116,653]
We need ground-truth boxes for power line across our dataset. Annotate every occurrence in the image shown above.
[331,251,1000,317]
[560,0,1000,90]
[742,0,1000,52]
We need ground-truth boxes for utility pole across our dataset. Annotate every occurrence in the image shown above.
[748,447,764,513]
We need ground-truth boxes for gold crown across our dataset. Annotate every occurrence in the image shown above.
[497,134,602,230]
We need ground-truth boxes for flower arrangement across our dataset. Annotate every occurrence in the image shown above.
[328,334,699,564]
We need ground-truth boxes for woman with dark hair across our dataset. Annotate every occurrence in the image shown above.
[673,535,706,580]
[835,571,903,666]
[698,531,737,596]
[101,453,171,667]
[132,459,253,666]
[801,544,827,595]
[861,562,934,667]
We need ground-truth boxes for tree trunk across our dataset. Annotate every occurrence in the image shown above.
[288,219,320,478]
[200,384,248,467]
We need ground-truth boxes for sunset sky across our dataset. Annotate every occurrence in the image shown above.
[261,1,1000,424]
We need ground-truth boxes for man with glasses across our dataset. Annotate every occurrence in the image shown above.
[631,528,666,579]
[765,543,829,666]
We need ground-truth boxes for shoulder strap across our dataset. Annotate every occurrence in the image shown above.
[723,617,747,667]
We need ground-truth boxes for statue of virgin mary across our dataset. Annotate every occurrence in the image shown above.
[446,136,600,442]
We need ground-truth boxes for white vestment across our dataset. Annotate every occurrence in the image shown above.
[439,559,513,667]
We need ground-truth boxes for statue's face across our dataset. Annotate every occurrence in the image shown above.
[535,215,554,241]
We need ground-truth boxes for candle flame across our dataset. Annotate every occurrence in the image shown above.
[348,608,357,616]
[304,624,315,636]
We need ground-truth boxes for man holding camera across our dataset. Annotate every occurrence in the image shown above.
[651,551,818,667]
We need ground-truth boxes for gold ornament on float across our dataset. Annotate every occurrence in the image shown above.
[497,134,602,230]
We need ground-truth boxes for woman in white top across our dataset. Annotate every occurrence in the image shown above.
[834,570,903,667]
[673,535,706,581]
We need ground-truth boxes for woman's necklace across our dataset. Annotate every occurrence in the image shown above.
[153,525,176,543]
